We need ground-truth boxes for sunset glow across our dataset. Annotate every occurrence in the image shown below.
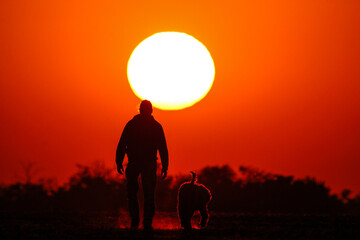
[1,0,360,196]
[127,32,215,110]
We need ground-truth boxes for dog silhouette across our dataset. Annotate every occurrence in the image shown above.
[177,171,211,229]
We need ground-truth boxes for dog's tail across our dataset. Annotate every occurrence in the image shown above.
[190,171,196,184]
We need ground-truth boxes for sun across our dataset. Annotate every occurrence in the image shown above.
[127,32,215,110]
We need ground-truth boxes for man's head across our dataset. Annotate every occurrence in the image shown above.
[139,100,153,115]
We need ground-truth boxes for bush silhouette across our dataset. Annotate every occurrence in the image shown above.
[0,163,358,215]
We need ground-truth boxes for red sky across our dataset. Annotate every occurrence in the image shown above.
[1,0,359,194]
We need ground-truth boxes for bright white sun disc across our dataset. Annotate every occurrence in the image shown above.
[127,32,215,110]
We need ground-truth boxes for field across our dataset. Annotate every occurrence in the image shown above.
[1,212,359,240]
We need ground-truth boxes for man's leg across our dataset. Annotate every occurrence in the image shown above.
[141,162,157,229]
[125,164,141,228]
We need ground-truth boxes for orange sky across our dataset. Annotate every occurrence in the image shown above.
[1,0,359,194]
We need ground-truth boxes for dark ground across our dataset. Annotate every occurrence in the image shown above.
[0,212,359,240]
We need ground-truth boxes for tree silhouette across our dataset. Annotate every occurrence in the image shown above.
[19,161,40,184]
[53,161,127,213]
[0,163,358,215]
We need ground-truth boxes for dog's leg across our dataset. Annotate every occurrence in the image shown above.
[179,208,193,229]
[199,206,208,227]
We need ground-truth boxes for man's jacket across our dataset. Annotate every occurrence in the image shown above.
[116,114,168,170]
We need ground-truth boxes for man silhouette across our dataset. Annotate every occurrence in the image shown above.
[116,100,169,230]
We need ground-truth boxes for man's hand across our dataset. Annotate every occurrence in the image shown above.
[117,165,124,175]
[161,169,167,179]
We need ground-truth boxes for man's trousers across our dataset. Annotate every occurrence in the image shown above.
[125,161,157,226]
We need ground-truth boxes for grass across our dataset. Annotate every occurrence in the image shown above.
[0,211,359,239]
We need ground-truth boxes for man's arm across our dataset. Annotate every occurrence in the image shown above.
[116,123,129,174]
[158,126,169,178]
